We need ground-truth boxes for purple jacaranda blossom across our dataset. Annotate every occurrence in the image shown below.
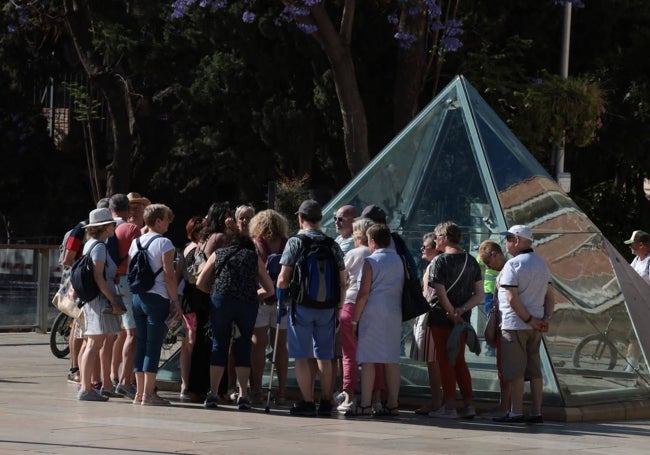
[242,11,256,23]
[296,22,318,34]
[394,31,418,49]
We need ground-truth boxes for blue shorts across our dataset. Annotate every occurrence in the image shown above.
[288,305,336,359]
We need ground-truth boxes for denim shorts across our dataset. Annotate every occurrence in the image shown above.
[288,305,336,359]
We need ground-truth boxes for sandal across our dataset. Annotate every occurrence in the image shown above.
[344,404,373,417]
[373,405,400,417]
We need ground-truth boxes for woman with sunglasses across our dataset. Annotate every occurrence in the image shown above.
[426,221,484,419]
[410,233,444,414]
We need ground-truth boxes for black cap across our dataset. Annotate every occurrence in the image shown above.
[295,199,322,221]
[358,205,387,224]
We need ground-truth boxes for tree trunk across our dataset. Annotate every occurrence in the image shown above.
[310,4,370,177]
[393,10,428,133]
[63,0,133,196]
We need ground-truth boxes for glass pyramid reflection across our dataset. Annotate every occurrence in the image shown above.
[320,75,650,410]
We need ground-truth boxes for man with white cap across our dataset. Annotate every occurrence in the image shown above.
[624,230,650,285]
[493,225,554,424]
[622,230,650,371]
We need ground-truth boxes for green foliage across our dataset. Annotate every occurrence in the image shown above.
[510,72,605,154]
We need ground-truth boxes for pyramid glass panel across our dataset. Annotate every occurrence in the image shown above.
[321,76,650,409]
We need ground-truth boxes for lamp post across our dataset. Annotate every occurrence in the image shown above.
[556,1,572,193]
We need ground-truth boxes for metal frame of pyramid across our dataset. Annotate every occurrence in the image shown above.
[320,75,650,412]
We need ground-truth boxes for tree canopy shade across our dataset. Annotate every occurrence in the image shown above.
[0,0,647,253]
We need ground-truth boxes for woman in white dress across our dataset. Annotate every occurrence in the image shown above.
[351,224,404,416]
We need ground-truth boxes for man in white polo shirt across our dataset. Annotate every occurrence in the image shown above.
[494,225,554,424]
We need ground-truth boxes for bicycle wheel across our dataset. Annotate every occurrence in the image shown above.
[50,312,72,359]
[572,333,618,370]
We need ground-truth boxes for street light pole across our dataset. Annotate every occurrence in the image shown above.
[556,1,572,192]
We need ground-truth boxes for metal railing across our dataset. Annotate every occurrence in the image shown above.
[0,244,60,331]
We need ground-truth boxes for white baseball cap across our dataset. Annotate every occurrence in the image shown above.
[501,225,533,241]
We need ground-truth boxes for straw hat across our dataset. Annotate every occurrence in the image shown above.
[127,192,151,206]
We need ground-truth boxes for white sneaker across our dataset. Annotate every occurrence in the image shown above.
[337,400,355,412]
[428,406,458,419]
[460,405,476,419]
[334,391,347,405]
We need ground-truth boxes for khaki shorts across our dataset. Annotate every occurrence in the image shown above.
[500,329,542,382]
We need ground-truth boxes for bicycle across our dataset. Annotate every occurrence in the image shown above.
[50,311,73,358]
[572,312,629,371]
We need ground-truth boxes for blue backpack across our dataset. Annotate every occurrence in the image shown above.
[289,234,340,309]
[127,235,163,294]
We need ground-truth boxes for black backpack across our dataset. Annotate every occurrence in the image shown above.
[105,220,129,268]
[289,234,340,309]
[70,240,105,304]
[127,235,163,294]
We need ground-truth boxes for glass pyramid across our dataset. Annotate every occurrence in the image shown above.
[320,76,650,408]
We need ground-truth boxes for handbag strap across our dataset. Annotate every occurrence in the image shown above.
[445,253,469,294]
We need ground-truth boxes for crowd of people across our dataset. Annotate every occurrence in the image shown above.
[59,193,574,423]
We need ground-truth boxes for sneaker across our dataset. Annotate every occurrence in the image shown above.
[318,398,333,417]
[526,415,544,425]
[115,384,137,400]
[78,389,109,402]
[428,406,458,419]
[237,396,251,410]
[290,400,317,417]
[67,371,80,384]
[111,378,119,388]
[334,390,347,405]
[204,392,219,409]
[493,413,526,423]
[141,393,170,406]
[460,405,476,419]
[337,400,355,412]
[228,388,239,402]
[100,386,121,398]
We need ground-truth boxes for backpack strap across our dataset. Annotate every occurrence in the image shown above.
[137,235,163,277]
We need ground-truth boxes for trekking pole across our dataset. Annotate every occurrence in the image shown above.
[264,303,285,413]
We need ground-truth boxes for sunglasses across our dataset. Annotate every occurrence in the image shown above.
[333,216,346,223]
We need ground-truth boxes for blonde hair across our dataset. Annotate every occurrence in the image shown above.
[478,240,502,262]
[143,204,174,228]
[352,218,373,245]
[235,204,255,221]
[86,224,113,239]
[249,209,289,242]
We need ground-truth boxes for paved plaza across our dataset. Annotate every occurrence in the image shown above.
[1,331,649,455]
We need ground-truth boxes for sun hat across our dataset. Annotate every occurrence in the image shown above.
[623,230,650,245]
[84,208,116,228]
[127,192,151,206]
[357,205,387,224]
[500,224,533,241]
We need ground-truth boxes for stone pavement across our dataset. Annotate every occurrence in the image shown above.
[1,331,649,455]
